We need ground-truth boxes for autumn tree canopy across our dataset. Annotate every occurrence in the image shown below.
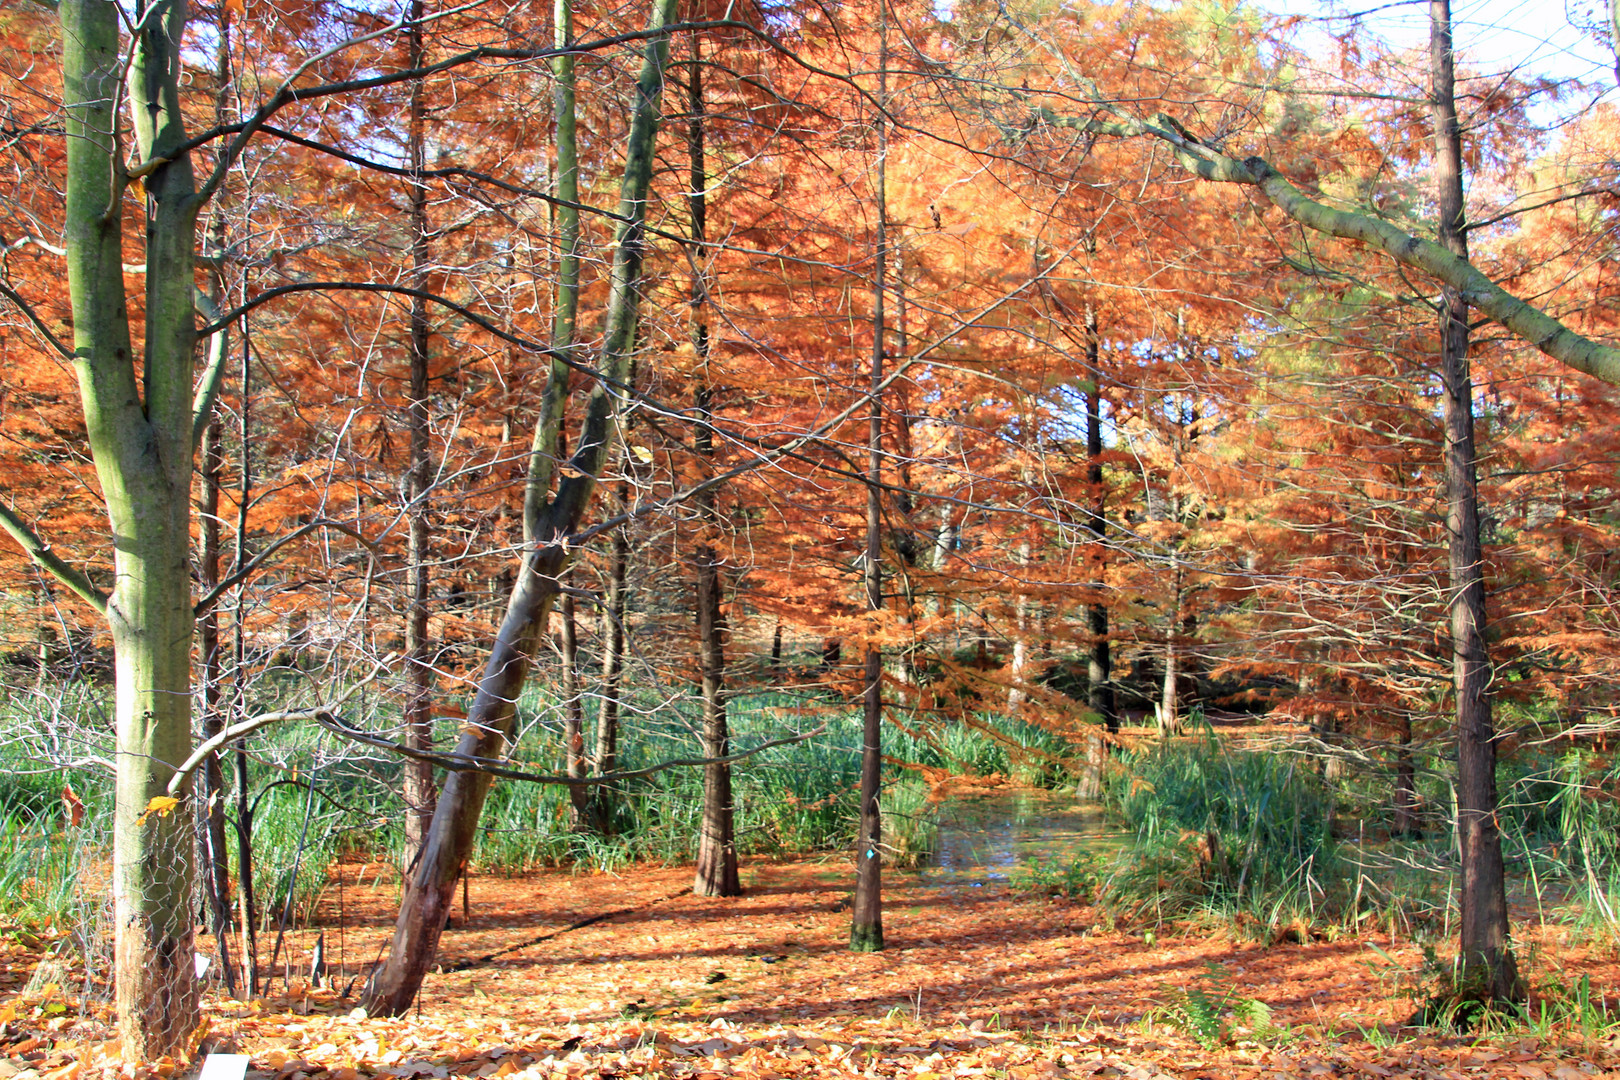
[0,0,1617,1052]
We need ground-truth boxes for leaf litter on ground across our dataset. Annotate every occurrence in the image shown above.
[4,859,1620,1080]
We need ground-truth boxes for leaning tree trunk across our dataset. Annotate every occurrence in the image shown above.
[1430,0,1519,1006]
[360,0,680,1014]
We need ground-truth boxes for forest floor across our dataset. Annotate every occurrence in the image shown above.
[6,856,1620,1080]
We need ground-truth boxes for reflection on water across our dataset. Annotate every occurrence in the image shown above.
[919,789,1126,886]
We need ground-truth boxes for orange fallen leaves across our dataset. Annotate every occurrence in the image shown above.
[5,860,1620,1080]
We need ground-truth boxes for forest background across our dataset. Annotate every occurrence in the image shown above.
[4,0,1620,1062]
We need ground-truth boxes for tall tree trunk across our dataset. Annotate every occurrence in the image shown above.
[1430,0,1519,1005]
[1079,301,1113,798]
[360,0,680,1014]
[692,396,737,894]
[196,19,236,991]
[850,0,887,953]
[233,327,258,997]
[688,43,739,898]
[550,0,600,838]
[61,0,204,1054]
[198,411,235,995]
[1157,390,1195,739]
[401,0,439,872]
[887,246,920,690]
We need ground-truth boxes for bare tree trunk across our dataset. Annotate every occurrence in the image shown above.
[232,329,258,998]
[1158,549,1183,738]
[551,0,599,839]
[560,592,600,829]
[58,0,204,1051]
[850,0,887,953]
[1431,0,1519,1006]
[693,517,737,895]
[198,411,235,996]
[196,23,237,989]
[360,0,679,1013]
[688,44,739,898]
[595,480,630,827]
[401,0,439,872]
[1079,304,1113,799]
[1008,539,1029,712]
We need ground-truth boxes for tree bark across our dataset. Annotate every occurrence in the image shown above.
[197,24,236,987]
[199,411,235,996]
[550,0,602,838]
[60,0,204,1053]
[1079,301,1113,799]
[688,43,739,899]
[402,0,439,873]
[559,592,601,829]
[595,480,630,824]
[1159,549,1182,738]
[850,0,887,953]
[1430,0,1519,1006]
[1008,539,1030,712]
[360,0,680,1014]
[233,324,259,997]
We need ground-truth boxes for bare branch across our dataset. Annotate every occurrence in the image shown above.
[0,500,108,614]
[316,710,828,787]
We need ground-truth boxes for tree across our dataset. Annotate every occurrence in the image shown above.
[1428,0,1519,1005]
[360,0,683,1012]
[688,32,740,899]
[58,0,211,1053]
[1009,0,1610,1005]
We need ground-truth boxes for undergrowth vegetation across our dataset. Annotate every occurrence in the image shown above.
[0,676,1083,942]
[1012,729,1349,941]
[1007,724,1620,961]
[8,662,1620,1044]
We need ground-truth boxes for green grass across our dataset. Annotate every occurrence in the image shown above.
[1007,727,1350,937]
[468,690,949,872]
[0,807,107,931]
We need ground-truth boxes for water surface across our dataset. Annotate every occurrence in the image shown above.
[919,789,1125,887]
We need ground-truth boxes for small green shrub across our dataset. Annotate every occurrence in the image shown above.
[1152,963,1287,1048]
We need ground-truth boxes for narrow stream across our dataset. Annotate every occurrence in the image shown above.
[918,789,1128,887]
